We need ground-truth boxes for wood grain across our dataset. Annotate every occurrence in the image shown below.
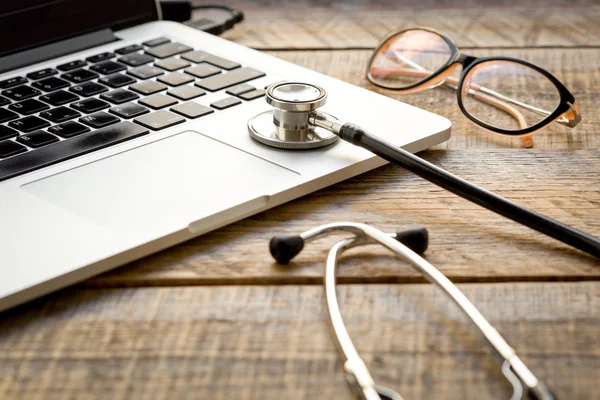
[86,150,600,287]
[1,283,597,400]
[205,0,600,49]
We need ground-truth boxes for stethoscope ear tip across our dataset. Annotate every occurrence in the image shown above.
[395,226,429,255]
[270,235,305,264]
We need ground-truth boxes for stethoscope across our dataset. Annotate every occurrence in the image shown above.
[248,82,600,259]
[269,222,556,400]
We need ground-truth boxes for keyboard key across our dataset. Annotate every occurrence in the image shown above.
[9,99,50,115]
[62,69,98,83]
[115,44,143,55]
[0,108,19,123]
[70,81,108,97]
[0,96,9,106]
[239,89,266,100]
[27,68,57,80]
[70,98,110,113]
[87,52,115,63]
[118,53,154,66]
[185,64,221,79]
[181,50,240,70]
[109,102,149,119]
[0,125,19,141]
[158,72,194,86]
[16,130,59,148]
[2,85,42,100]
[0,140,27,158]
[48,121,90,138]
[128,65,164,80]
[39,106,81,123]
[167,85,205,100]
[226,83,255,96]
[0,77,27,89]
[0,121,149,182]
[100,89,139,104]
[57,60,87,71]
[210,97,241,110]
[99,73,137,88]
[143,37,170,47]
[155,58,190,71]
[32,77,70,92]
[139,93,178,109]
[80,111,120,128]
[39,90,79,106]
[90,61,126,75]
[196,68,265,92]
[146,42,192,59]
[134,110,185,130]
[171,102,214,119]
[129,81,167,95]
[9,116,50,132]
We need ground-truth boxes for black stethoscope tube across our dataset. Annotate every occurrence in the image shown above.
[338,122,600,259]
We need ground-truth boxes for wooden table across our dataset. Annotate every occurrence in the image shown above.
[1,1,599,399]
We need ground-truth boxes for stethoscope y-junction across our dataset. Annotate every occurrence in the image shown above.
[249,82,600,259]
[269,222,557,400]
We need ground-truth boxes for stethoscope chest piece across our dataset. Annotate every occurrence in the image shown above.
[247,82,339,150]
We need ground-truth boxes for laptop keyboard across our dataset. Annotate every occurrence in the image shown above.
[0,38,268,182]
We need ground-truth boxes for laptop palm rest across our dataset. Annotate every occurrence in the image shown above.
[23,131,299,239]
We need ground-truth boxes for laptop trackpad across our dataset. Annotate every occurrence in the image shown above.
[23,131,299,238]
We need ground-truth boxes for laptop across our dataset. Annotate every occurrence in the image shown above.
[0,0,451,311]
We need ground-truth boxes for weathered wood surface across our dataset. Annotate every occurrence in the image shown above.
[89,149,600,287]
[1,283,597,400]
[203,0,600,49]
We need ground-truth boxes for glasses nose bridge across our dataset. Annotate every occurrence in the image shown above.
[456,53,478,69]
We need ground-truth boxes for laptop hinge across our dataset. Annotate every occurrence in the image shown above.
[0,29,119,74]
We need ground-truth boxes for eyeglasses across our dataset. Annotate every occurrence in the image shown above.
[270,222,557,400]
[366,27,581,148]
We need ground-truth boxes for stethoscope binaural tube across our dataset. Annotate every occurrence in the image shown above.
[270,222,557,400]
[254,82,600,259]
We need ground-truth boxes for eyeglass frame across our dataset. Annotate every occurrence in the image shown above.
[365,27,581,144]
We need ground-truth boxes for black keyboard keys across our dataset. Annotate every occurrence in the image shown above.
[16,130,59,148]
[70,81,108,97]
[100,89,139,104]
[9,116,51,132]
[32,77,70,92]
[115,44,143,55]
[2,85,42,100]
[86,52,115,63]
[57,60,87,71]
[27,68,57,80]
[143,37,170,47]
[80,112,120,128]
[48,121,90,138]
[182,50,240,70]
[134,110,184,130]
[62,69,99,83]
[0,140,27,159]
[70,98,110,113]
[0,77,27,89]
[195,68,265,92]
[0,121,148,182]
[109,102,149,119]
[9,99,49,115]
[146,42,192,58]
[0,108,19,123]
[0,125,19,141]
[90,61,126,75]
[0,96,9,106]
[99,73,136,88]
[40,107,81,123]
[118,53,154,66]
[39,90,79,106]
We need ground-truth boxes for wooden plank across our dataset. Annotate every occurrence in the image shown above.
[265,48,600,150]
[208,0,600,49]
[86,150,600,287]
[1,283,597,399]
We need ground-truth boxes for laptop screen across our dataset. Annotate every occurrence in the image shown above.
[0,0,158,57]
